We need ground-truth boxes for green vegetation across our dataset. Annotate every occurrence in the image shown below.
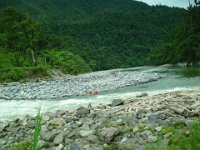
[31,108,42,150]
[146,121,200,150]
[149,1,200,66]
[0,0,184,76]
[0,7,91,82]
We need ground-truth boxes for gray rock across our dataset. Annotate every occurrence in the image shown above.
[53,133,64,145]
[132,126,139,133]
[136,93,148,98]
[148,111,165,122]
[140,130,153,139]
[80,130,94,137]
[100,127,119,142]
[155,126,162,132]
[185,120,193,129]
[147,135,157,143]
[70,143,80,150]
[87,135,98,144]
[76,107,90,117]
[50,118,65,127]
[111,99,123,107]
[0,94,10,100]
[42,131,57,142]
[38,140,46,149]
[55,144,64,150]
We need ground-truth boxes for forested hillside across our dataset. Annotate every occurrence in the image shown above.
[0,0,186,81]
[0,8,91,82]
[149,1,200,66]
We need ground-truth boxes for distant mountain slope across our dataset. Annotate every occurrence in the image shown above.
[0,0,186,70]
[0,0,151,21]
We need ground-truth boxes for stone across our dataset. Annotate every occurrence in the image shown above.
[147,136,157,143]
[50,118,65,127]
[185,120,193,129]
[38,140,46,149]
[42,131,57,142]
[43,116,50,122]
[87,135,98,144]
[100,127,119,142]
[53,133,64,145]
[76,107,90,117]
[65,138,73,145]
[155,126,162,132]
[55,144,64,150]
[80,130,94,137]
[140,130,153,139]
[111,99,123,107]
[0,94,10,100]
[70,143,80,150]
[132,126,139,133]
[148,111,164,122]
[136,93,148,98]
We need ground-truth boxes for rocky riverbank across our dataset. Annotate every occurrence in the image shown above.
[0,70,164,100]
[0,90,200,150]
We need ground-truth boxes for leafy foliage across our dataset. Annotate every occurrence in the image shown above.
[0,7,91,82]
[149,1,200,66]
[0,0,184,71]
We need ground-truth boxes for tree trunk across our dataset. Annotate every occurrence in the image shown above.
[31,49,36,65]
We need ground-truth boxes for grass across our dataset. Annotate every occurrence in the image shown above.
[9,108,42,150]
[145,121,200,150]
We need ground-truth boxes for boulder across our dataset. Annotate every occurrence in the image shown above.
[136,93,148,98]
[50,118,65,127]
[0,94,10,100]
[42,131,57,142]
[100,127,119,142]
[70,143,80,150]
[76,107,90,117]
[148,111,165,122]
[87,134,98,144]
[80,130,94,137]
[53,133,64,145]
[147,135,157,143]
[111,99,123,107]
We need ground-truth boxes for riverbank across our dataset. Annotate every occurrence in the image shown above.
[0,90,200,150]
[0,69,164,100]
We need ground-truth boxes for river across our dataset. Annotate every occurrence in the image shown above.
[0,66,200,121]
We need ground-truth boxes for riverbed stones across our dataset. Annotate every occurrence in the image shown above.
[100,127,119,142]
[76,107,90,117]
[0,70,164,100]
[80,130,94,137]
[53,133,64,145]
[70,143,80,150]
[0,93,10,100]
[50,118,65,127]
[1,90,200,150]
[111,99,123,107]
[42,131,58,142]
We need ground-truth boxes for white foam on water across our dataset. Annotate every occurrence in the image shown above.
[0,86,199,122]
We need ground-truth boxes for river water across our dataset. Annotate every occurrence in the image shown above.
[0,66,200,121]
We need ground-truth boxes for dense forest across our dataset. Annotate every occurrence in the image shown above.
[0,0,186,81]
[149,1,200,66]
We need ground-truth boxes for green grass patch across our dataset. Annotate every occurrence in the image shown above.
[146,121,200,150]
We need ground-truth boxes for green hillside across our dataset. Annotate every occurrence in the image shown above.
[0,0,186,81]
[149,2,200,66]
